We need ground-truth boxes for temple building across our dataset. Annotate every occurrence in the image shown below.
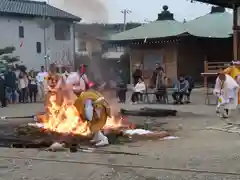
[109,5,233,83]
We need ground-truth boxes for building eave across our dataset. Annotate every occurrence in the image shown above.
[192,0,240,8]
[0,12,81,22]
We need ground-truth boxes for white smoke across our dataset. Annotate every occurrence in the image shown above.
[49,0,108,23]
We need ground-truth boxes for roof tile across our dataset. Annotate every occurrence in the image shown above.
[0,0,81,21]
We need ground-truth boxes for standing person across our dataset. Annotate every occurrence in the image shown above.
[224,60,240,106]
[0,73,6,107]
[4,66,17,104]
[132,64,142,86]
[185,75,194,103]
[36,66,48,101]
[214,72,239,119]
[18,70,28,103]
[151,66,167,102]
[28,70,38,103]
[44,63,63,107]
[66,64,90,96]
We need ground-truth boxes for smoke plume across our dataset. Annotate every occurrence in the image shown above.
[50,0,108,22]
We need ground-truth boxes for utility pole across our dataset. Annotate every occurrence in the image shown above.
[121,9,131,31]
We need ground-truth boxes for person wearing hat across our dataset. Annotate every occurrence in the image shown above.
[213,72,239,119]
[224,60,240,106]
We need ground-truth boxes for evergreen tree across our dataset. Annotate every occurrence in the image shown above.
[0,46,20,67]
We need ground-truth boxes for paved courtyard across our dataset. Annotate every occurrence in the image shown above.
[0,90,240,179]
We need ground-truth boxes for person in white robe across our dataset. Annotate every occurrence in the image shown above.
[66,65,109,146]
[213,73,239,118]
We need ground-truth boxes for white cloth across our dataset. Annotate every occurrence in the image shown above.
[214,74,239,110]
[134,82,146,92]
[18,76,28,89]
[36,72,48,84]
[67,72,89,92]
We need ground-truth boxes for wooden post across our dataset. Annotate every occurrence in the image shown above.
[204,59,208,91]
[233,5,238,60]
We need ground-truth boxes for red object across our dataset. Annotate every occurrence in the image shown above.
[88,81,95,88]
[20,41,23,48]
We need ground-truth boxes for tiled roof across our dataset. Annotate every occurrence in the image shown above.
[109,6,233,41]
[0,0,81,21]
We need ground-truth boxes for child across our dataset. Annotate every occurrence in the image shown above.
[131,78,146,104]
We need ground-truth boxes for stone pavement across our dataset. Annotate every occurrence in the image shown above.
[0,92,240,179]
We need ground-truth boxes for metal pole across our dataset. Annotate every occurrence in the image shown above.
[123,10,127,31]
[43,27,47,70]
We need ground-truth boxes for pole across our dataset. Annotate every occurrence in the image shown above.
[121,9,131,31]
[233,4,238,60]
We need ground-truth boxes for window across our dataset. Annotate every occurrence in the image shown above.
[55,22,71,40]
[36,42,41,53]
[19,26,24,38]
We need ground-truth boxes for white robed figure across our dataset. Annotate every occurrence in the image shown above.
[66,66,109,146]
[213,73,239,118]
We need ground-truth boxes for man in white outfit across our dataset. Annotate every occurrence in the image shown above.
[67,64,109,146]
[214,72,239,119]
[36,66,48,101]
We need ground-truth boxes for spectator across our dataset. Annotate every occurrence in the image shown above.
[18,70,28,103]
[36,66,48,101]
[131,77,146,104]
[172,75,189,104]
[151,65,167,102]
[185,75,194,102]
[4,66,17,103]
[116,80,127,103]
[28,70,38,103]
[132,64,142,86]
[0,72,6,107]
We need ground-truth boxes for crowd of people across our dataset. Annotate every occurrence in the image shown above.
[0,65,46,107]
[117,63,194,104]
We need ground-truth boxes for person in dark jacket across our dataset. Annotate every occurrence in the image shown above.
[172,75,189,104]
[132,64,142,86]
[4,67,17,103]
[185,75,194,102]
[0,73,6,107]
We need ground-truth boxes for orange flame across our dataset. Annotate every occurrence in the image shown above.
[39,93,131,136]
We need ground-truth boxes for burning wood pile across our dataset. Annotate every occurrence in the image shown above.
[10,88,172,150]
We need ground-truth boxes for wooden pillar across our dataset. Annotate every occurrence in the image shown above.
[233,5,239,60]
[129,50,133,85]
[204,59,208,90]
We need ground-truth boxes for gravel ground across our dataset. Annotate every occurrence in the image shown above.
[0,92,240,179]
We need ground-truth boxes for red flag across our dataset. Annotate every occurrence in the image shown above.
[20,41,23,48]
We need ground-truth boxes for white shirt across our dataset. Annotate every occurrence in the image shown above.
[36,72,48,84]
[134,82,146,92]
[67,72,89,92]
[18,76,28,89]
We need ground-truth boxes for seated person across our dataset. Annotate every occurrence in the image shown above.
[116,80,127,103]
[131,78,146,104]
[185,75,194,102]
[172,75,189,104]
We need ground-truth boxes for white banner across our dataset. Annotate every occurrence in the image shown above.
[238,6,240,26]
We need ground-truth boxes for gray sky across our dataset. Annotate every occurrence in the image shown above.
[44,0,232,23]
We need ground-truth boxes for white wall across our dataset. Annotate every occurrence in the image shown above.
[0,16,75,71]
